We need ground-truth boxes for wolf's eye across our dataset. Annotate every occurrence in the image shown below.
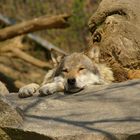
[62,69,68,73]
[79,67,85,71]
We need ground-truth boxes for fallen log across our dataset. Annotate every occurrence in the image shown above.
[1,47,52,68]
[0,13,68,55]
[27,34,68,55]
[0,64,21,80]
[0,13,71,41]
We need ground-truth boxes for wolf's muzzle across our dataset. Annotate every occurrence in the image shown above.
[64,78,83,94]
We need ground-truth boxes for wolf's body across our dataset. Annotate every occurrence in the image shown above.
[18,48,114,98]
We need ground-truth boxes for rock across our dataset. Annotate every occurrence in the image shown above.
[0,81,9,96]
[0,95,23,140]
[88,0,140,82]
[0,81,22,128]
[0,98,22,127]
[1,79,140,140]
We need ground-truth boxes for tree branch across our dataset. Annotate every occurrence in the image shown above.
[27,34,68,55]
[1,47,53,68]
[0,14,71,41]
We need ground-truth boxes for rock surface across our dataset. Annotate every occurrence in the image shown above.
[0,81,22,128]
[0,94,23,140]
[0,82,9,96]
[1,79,140,140]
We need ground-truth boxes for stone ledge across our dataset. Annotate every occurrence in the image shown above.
[1,79,140,140]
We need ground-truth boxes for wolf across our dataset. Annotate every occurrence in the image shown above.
[18,46,114,98]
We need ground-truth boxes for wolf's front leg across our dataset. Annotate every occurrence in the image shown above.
[18,83,40,98]
[39,77,64,96]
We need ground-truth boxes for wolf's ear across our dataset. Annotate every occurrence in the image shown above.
[51,49,66,66]
[85,45,100,63]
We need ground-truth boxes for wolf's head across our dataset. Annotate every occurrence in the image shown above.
[51,46,113,93]
[61,53,102,93]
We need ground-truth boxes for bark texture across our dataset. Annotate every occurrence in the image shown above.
[0,14,70,41]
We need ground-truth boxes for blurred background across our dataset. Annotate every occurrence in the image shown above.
[0,0,101,92]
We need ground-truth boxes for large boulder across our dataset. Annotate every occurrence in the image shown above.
[88,0,140,82]
[0,82,21,127]
[0,81,23,140]
[1,80,140,140]
[0,82,9,96]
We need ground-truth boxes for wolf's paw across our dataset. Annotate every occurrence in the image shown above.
[38,84,56,96]
[18,83,39,98]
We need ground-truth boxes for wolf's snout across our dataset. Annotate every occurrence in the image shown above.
[67,78,76,85]
[65,77,83,94]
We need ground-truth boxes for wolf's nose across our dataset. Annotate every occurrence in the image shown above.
[67,78,76,85]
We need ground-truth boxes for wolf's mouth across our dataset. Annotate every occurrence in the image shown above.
[64,87,83,94]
